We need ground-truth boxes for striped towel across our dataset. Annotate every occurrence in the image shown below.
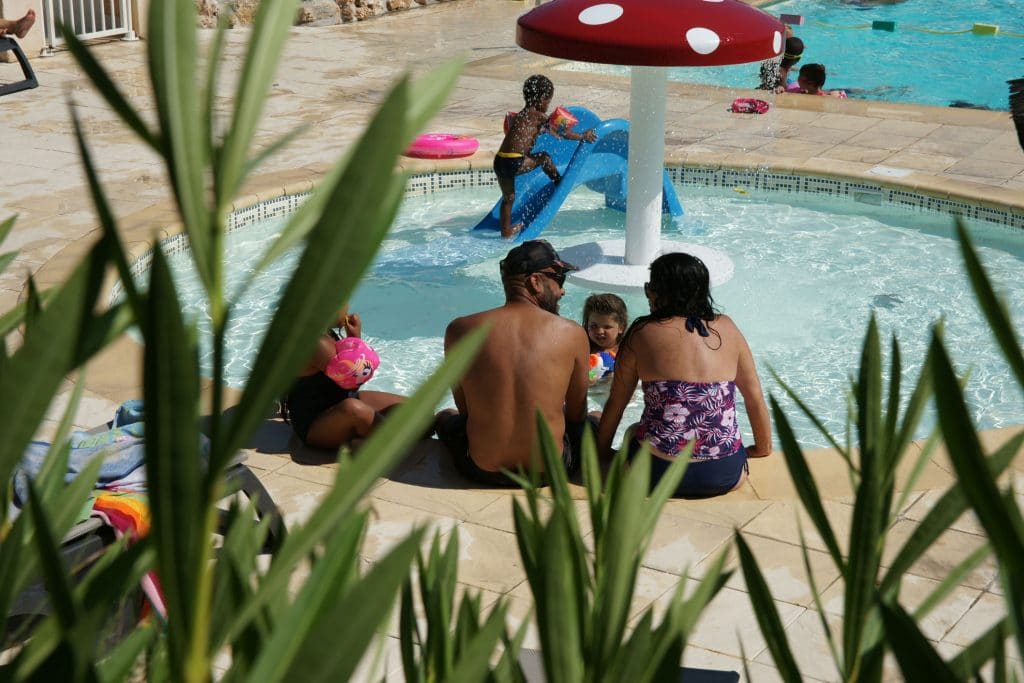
[91,491,166,619]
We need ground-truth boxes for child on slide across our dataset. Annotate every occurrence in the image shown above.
[494,74,597,238]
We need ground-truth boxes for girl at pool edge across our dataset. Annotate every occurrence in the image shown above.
[582,293,628,386]
[280,306,404,450]
[595,253,773,498]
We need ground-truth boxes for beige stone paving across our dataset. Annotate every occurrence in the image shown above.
[4,0,1024,679]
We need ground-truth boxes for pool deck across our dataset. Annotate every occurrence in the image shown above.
[2,0,1023,679]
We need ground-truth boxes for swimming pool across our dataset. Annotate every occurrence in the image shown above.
[154,177,1024,451]
[557,0,1023,110]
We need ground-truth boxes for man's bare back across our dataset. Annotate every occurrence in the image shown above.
[437,240,589,481]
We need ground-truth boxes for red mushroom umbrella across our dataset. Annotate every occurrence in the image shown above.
[517,0,783,270]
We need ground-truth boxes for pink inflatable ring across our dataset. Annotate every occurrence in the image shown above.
[404,133,480,159]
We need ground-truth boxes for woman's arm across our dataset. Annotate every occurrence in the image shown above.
[596,338,640,462]
[734,332,772,457]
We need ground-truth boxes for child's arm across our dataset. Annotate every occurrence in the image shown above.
[565,128,597,143]
[343,312,362,338]
[548,125,597,143]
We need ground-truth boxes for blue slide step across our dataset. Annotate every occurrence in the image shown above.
[472,106,683,241]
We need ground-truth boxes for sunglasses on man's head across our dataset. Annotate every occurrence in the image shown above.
[535,270,567,287]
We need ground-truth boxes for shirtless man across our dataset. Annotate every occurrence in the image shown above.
[0,9,35,38]
[435,240,590,485]
[494,74,597,238]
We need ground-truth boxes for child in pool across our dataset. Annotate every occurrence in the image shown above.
[759,34,803,93]
[582,293,628,386]
[495,74,597,238]
[788,63,848,98]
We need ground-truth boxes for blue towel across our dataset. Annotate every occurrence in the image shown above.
[13,428,147,507]
[11,399,209,508]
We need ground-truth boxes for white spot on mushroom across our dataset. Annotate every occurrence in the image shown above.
[702,0,725,3]
[685,27,720,55]
[578,3,624,25]
[773,30,782,53]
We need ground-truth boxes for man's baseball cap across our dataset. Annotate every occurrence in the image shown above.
[500,239,578,277]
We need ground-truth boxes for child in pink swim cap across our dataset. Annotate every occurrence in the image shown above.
[325,336,380,390]
[280,306,403,450]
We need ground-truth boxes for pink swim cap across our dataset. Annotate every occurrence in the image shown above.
[325,337,380,390]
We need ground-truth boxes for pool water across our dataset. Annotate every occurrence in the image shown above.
[557,0,1023,110]
[164,185,1024,450]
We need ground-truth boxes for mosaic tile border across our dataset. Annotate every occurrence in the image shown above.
[112,165,1023,304]
[200,168,1024,235]
[664,167,1024,230]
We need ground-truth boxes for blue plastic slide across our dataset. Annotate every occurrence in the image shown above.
[472,106,683,242]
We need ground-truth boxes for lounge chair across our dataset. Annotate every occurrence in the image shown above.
[0,35,37,96]
[6,432,284,639]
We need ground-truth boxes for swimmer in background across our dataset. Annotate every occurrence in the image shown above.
[495,74,597,238]
[582,293,628,386]
[280,305,404,450]
[789,63,848,98]
[759,35,803,93]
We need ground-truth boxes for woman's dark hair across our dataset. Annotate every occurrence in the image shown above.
[623,252,721,348]
[523,74,554,107]
[780,36,804,69]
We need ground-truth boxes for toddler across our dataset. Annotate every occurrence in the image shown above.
[582,293,628,385]
[790,63,847,98]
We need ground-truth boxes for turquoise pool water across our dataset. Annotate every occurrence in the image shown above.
[163,185,1024,450]
[557,0,1023,110]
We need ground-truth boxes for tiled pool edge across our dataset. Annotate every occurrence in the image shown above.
[98,158,1023,307]
[399,162,1024,227]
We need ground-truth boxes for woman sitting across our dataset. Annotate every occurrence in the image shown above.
[596,253,772,498]
[281,307,404,450]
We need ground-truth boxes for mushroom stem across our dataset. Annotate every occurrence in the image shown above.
[624,66,668,266]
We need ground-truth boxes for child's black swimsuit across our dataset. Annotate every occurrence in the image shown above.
[493,152,524,179]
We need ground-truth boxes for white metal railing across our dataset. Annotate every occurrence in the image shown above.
[41,0,137,54]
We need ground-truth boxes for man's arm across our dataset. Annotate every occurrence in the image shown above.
[444,317,470,414]
[562,324,591,457]
[564,324,590,424]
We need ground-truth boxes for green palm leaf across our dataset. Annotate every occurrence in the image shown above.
[878,601,959,682]
[216,0,302,203]
[141,245,210,682]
